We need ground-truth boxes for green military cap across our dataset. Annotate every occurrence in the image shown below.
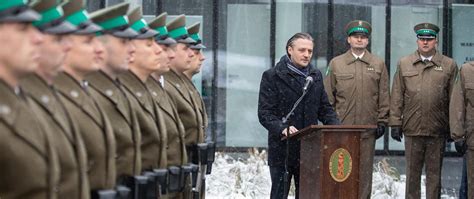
[187,22,206,49]
[345,20,372,36]
[31,0,77,34]
[62,0,102,35]
[166,14,196,44]
[0,0,41,22]
[148,12,176,45]
[90,2,138,38]
[414,22,439,39]
[127,7,158,39]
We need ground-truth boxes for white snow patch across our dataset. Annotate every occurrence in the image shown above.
[206,149,456,199]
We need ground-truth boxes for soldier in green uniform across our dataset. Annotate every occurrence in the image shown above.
[324,20,389,199]
[84,2,143,189]
[184,21,209,199]
[450,61,474,198]
[147,12,189,198]
[118,7,167,172]
[20,0,92,198]
[184,22,208,138]
[54,2,136,197]
[0,1,61,198]
[163,15,204,164]
[390,23,458,198]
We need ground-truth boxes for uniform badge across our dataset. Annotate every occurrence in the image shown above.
[434,66,443,71]
[40,95,49,104]
[367,67,375,71]
[105,90,113,97]
[0,105,11,115]
[70,90,79,98]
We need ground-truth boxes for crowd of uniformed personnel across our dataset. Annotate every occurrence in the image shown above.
[0,0,215,199]
[325,21,473,199]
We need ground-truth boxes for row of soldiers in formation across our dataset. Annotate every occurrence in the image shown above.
[323,20,473,198]
[0,0,215,199]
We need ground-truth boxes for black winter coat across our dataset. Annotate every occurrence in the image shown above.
[258,55,340,167]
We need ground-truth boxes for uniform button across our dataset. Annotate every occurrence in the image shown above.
[54,186,59,193]
[417,89,421,91]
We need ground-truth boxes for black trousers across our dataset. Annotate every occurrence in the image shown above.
[269,165,299,199]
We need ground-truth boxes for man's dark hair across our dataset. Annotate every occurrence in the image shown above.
[286,32,314,56]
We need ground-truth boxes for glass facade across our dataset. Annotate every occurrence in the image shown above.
[87,0,474,155]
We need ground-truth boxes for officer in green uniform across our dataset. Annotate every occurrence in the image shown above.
[147,12,189,198]
[184,22,208,136]
[451,61,474,199]
[0,1,61,198]
[162,15,203,163]
[390,23,458,198]
[184,21,210,199]
[54,2,135,198]
[118,7,167,172]
[324,20,389,199]
[21,0,91,198]
[84,2,144,190]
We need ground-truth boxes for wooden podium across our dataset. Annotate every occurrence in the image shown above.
[286,125,376,199]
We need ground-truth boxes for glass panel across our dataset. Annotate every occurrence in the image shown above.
[222,1,271,147]
[452,4,474,65]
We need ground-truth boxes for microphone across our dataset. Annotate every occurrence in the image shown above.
[303,76,313,92]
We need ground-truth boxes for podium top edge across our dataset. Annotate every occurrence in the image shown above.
[282,125,377,140]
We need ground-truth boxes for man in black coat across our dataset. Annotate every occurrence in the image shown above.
[258,33,340,199]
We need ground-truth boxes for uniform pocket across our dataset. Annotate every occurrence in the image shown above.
[402,71,419,93]
[465,83,474,106]
[335,73,354,80]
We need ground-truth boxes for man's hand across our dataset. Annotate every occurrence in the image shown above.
[391,126,403,142]
[455,140,467,155]
[376,123,386,139]
[282,126,298,137]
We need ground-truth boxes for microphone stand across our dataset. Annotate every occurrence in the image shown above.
[281,87,309,198]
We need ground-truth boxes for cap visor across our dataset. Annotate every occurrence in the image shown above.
[1,8,41,22]
[190,43,206,49]
[74,23,102,35]
[112,27,139,39]
[43,20,77,34]
[136,29,159,39]
[156,37,177,45]
[417,35,436,39]
[349,31,369,36]
[177,36,196,44]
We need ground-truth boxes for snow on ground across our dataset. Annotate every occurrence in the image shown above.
[206,149,456,199]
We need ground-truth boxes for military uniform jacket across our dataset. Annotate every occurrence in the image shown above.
[182,76,208,140]
[21,75,89,199]
[389,51,458,137]
[146,76,188,166]
[0,80,60,199]
[54,72,116,190]
[324,50,389,136]
[86,71,142,177]
[163,70,203,145]
[450,62,474,148]
[119,71,167,169]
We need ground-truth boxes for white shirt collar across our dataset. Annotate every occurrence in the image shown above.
[352,51,365,60]
[420,54,433,61]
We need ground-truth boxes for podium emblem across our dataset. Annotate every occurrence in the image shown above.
[329,148,352,182]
